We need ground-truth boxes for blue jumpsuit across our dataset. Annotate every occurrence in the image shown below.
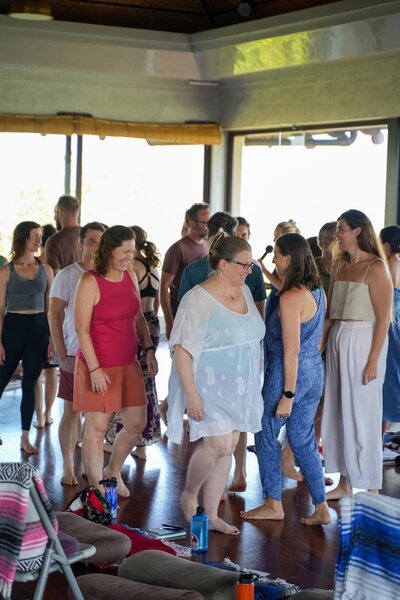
[255,287,326,504]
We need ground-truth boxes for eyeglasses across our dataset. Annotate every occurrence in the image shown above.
[226,258,255,271]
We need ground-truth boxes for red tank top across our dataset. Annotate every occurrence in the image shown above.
[77,270,141,368]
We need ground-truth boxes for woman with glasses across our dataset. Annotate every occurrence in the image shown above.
[167,234,265,535]
[0,221,54,454]
[321,210,392,499]
[242,233,331,525]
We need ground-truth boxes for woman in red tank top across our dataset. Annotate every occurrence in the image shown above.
[73,225,157,497]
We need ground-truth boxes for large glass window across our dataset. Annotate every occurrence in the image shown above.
[0,133,65,256]
[0,134,205,260]
[80,137,205,258]
[233,125,388,260]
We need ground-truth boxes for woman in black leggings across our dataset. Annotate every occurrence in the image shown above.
[0,221,54,453]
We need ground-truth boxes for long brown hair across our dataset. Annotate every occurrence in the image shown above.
[131,225,160,268]
[94,225,134,276]
[276,233,321,295]
[337,209,385,261]
[11,221,41,262]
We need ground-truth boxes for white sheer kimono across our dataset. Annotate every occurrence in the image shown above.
[166,284,265,444]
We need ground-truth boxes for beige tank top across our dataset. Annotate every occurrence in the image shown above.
[329,260,380,322]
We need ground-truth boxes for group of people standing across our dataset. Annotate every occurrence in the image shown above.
[163,206,399,534]
[0,196,161,499]
[0,198,399,538]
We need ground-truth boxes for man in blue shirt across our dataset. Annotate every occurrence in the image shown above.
[179,213,266,318]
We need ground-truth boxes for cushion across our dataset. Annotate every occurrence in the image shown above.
[291,591,335,600]
[118,550,238,600]
[57,530,80,558]
[56,511,131,563]
[69,574,204,600]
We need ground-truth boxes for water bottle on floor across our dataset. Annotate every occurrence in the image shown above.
[190,506,208,553]
[236,572,258,600]
[99,477,118,520]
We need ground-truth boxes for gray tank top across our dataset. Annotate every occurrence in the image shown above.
[7,262,48,311]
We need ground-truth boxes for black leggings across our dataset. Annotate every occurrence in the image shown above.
[0,313,48,431]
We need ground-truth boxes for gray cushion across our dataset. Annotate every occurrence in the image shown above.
[70,574,204,600]
[291,591,335,600]
[119,550,238,600]
[56,511,131,563]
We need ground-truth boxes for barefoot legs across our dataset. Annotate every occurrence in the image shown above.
[181,431,241,535]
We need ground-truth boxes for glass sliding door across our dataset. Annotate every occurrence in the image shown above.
[232,125,388,259]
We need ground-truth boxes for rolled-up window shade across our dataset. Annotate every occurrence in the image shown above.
[0,113,221,145]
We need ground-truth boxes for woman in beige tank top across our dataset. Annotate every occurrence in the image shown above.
[321,209,392,499]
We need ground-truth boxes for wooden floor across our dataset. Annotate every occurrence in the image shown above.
[1,340,400,598]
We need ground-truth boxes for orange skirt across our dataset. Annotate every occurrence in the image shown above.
[73,359,147,413]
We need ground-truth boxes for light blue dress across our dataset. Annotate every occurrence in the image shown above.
[383,288,400,422]
[255,287,326,504]
[166,284,265,444]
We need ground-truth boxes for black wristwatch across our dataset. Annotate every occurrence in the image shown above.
[283,390,295,399]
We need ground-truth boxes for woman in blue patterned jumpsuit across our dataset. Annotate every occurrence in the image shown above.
[242,233,331,526]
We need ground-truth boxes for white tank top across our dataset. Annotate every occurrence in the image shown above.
[329,259,380,322]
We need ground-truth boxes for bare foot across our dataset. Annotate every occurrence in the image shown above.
[131,447,147,460]
[180,489,197,521]
[241,502,284,521]
[61,469,78,486]
[228,474,247,492]
[33,421,45,429]
[103,442,113,454]
[103,466,130,498]
[21,440,39,454]
[159,399,168,425]
[326,485,352,501]
[282,455,304,482]
[209,517,240,535]
[45,417,54,425]
[301,505,331,526]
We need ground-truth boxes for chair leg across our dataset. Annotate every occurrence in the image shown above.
[59,563,85,600]
[52,533,85,600]
[33,541,55,600]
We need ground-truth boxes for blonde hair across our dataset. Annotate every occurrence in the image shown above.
[276,219,300,235]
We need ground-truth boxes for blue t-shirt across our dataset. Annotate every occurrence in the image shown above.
[178,255,266,303]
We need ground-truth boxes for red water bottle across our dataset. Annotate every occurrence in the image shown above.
[236,572,257,600]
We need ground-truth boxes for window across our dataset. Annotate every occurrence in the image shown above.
[232,125,388,258]
[0,133,65,256]
[80,136,205,258]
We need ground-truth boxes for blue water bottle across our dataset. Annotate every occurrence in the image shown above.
[99,477,118,520]
[190,506,209,553]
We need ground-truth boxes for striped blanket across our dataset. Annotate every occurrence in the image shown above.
[0,462,58,598]
[335,491,400,600]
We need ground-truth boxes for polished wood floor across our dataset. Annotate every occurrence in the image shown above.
[1,341,400,598]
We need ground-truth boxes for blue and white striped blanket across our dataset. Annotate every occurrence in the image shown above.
[335,492,400,600]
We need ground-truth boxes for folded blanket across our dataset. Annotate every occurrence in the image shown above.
[0,462,58,598]
[335,492,400,599]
